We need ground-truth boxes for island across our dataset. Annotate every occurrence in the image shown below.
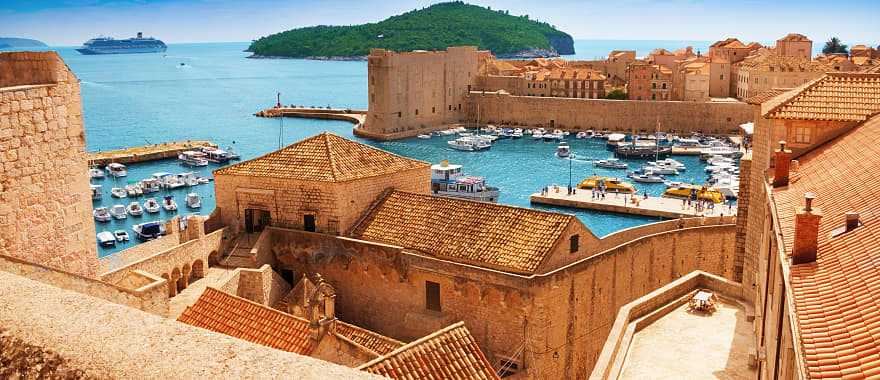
[0,37,48,49]
[247,1,575,60]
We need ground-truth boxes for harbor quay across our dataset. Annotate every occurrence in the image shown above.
[87,140,217,166]
[530,188,737,218]
[255,106,366,125]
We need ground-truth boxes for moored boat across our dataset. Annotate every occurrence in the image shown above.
[110,187,127,198]
[162,195,178,211]
[113,230,130,242]
[178,150,209,167]
[430,161,500,202]
[132,221,166,241]
[629,170,665,183]
[127,201,144,216]
[140,178,161,193]
[417,134,432,139]
[555,142,571,158]
[576,176,637,193]
[97,231,116,247]
[91,184,102,200]
[606,133,627,148]
[662,182,725,203]
[447,137,490,151]
[615,144,672,159]
[109,204,127,219]
[594,158,628,169]
[89,167,105,179]
[143,198,161,213]
[105,163,127,178]
[93,207,111,222]
[186,193,202,209]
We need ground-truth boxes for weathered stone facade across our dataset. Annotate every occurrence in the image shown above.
[0,52,98,277]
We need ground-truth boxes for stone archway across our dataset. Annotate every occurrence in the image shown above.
[191,259,205,282]
[161,273,174,298]
[178,264,190,292]
[208,250,219,266]
[171,268,181,296]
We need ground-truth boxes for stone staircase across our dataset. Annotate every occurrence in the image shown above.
[220,232,260,268]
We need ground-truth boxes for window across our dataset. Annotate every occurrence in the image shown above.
[432,107,435,114]
[303,215,316,232]
[794,126,811,144]
[415,109,419,115]
[570,235,579,253]
[398,112,402,118]
[720,74,724,80]
[425,281,441,312]
[652,94,656,100]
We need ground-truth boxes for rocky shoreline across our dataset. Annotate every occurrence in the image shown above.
[247,54,368,61]
[248,47,565,61]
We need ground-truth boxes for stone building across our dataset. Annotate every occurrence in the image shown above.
[0,51,98,277]
[775,33,813,59]
[733,49,834,99]
[625,61,672,101]
[647,46,694,68]
[680,60,711,101]
[213,132,430,236]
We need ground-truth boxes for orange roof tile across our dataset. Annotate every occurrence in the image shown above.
[349,190,578,274]
[779,33,811,42]
[177,288,314,354]
[763,72,880,121]
[213,132,430,182]
[772,113,880,379]
[737,50,832,72]
[744,88,794,105]
[335,320,405,356]
[359,322,499,380]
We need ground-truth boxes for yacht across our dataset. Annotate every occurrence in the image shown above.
[224,146,241,160]
[132,221,166,241]
[606,133,627,148]
[110,187,127,198]
[555,142,571,158]
[143,198,161,214]
[109,204,127,219]
[97,231,116,247]
[91,184,102,200]
[125,184,143,197]
[577,176,637,193]
[186,193,202,209]
[127,201,144,216]
[162,196,178,211]
[642,164,679,175]
[532,131,545,140]
[648,158,686,171]
[594,159,628,169]
[699,146,743,160]
[178,150,209,167]
[447,137,490,151]
[93,207,111,222]
[543,130,564,141]
[105,163,127,178]
[200,147,234,163]
[114,230,130,242]
[430,161,500,202]
[89,167,105,179]
[615,144,673,159]
[629,170,665,183]
[417,134,432,139]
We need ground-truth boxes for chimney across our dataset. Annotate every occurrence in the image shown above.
[845,212,861,232]
[792,193,822,264]
[773,141,792,187]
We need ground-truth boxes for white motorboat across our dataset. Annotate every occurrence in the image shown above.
[164,175,185,189]
[648,158,686,171]
[178,150,209,167]
[196,176,210,184]
[127,201,144,216]
[186,193,202,209]
[532,131,544,140]
[132,221,166,241]
[89,167,105,179]
[543,130,564,141]
[125,184,143,197]
[706,155,735,165]
[105,163,127,178]
[594,159,628,169]
[201,147,234,163]
[113,230,130,242]
[699,146,743,160]
[224,146,241,160]
[430,161,500,202]
[140,178,161,193]
[705,162,736,173]
[606,133,627,147]
[630,171,665,183]
[448,137,490,151]
[438,129,456,136]
[143,198,161,214]
[417,134,431,139]
[162,196,178,212]
[511,128,523,139]
[643,164,679,175]
[97,231,116,247]
[93,207,111,222]
[110,204,127,220]
[110,187,127,198]
[178,172,200,187]
[556,142,571,158]
[576,132,588,139]
[90,184,102,200]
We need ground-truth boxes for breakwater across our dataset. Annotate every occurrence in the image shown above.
[255,107,366,125]
[88,140,217,166]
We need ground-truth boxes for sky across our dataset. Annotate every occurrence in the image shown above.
[1,0,878,46]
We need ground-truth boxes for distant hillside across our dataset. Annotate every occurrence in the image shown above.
[0,37,48,49]
[248,2,575,59]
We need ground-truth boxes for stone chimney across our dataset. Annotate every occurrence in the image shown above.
[792,193,822,264]
[845,212,861,232]
[773,141,792,187]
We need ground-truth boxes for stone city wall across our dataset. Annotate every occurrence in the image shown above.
[0,51,98,277]
[98,218,183,273]
[469,92,753,135]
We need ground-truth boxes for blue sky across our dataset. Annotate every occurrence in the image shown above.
[1,0,878,46]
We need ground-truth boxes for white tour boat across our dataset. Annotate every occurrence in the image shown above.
[140,178,161,193]
[93,207,111,222]
[97,231,116,247]
[200,147,234,163]
[110,187,127,198]
[127,201,144,216]
[105,163,128,178]
[178,172,200,187]
[556,142,571,158]
[143,198,161,214]
[162,196,178,212]
[186,193,202,209]
[430,161,500,202]
[114,230,130,242]
[109,204,127,220]
[178,150,209,167]
[594,158,628,169]
[125,184,143,197]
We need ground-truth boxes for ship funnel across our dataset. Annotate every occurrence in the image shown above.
[137,32,143,38]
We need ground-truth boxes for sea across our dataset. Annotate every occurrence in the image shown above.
[35,40,732,255]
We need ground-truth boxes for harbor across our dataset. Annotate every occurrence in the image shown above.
[88,140,218,166]
[530,189,736,218]
[255,106,367,125]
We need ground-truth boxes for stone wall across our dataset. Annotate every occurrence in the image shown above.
[0,51,98,277]
[100,228,223,286]
[237,264,292,306]
[468,91,753,135]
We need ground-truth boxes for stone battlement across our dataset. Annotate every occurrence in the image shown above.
[0,51,66,89]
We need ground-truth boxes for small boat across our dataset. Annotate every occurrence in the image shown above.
[448,137,490,151]
[113,230,130,242]
[511,129,523,139]
[110,204,127,219]
[178,172,200,187]
[594,159,628,169]
[196,176,210,184]
[648,158,686,171]
[224,146,241,160]
[430,161,500,202]
[438,129,457,136]
[186,193,202,209]
[105,163,127,178]
[642,165,679,175]
[91,184,102,200]
[97,231,116,247]
[699,146,743,160]
[706,155,735,165]
[140,178,161,193]
[576,131,588,139]
[532,131,544,140]
[556,142,571,158]
[162,196,178,212]
[577,176,637,193]
[132,221,167,241]
[417,134,432,139]
[662,183,725,203]
[93,207,111,222]
[127,201,144,216]
[543,130,564,141]
[630,170,665,183]
[110,187,127,198]
[178,150,209,167]
[606,133,627,148]
[125,184,143,197]
[89,167,105,179]
[615,144,673,159]
[143,198,161,213]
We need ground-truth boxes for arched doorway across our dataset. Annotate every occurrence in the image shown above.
[161,273,173,298]
[171,267,181,296]
[190,260,205,283]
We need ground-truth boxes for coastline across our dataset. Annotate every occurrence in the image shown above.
[246,47,565,61]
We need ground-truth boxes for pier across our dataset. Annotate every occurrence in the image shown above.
[88,140,217,166]
[530,189,736,219]
[255,106,366,125]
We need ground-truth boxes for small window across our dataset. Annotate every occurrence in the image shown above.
[432,107,435,114]
[570,235,579,253]
[794,126,811,144]
[398,112,402,118]
[426,281,441,312]
[415,109,419,115]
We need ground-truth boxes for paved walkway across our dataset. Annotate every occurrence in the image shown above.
[530,189,736,218]
[168,266,236,319]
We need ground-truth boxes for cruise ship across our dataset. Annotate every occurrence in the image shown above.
[76,32,167,55]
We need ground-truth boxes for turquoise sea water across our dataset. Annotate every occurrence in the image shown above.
[47,41,726,256]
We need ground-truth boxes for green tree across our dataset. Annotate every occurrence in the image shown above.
[822,37,848,55]
[605,89,627,100]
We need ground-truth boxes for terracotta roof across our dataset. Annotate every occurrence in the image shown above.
[744,88,794,105]
[359,322,499,380]
[771,113,880,379]
[177,287,314,354]
[710,38,740,48]
[737,51,832,72]
[763,72,880,121]
[213,132,430,182]
[779,33,811,42]
[349,190,578,274]
[335,320,405,356]
[747,42,763,49]
[545,68,605,81]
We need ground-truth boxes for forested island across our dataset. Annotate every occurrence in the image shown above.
[0,37,48,49]
[247,2,574,60]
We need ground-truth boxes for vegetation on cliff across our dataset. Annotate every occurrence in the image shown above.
[0,37,48,49]
[248,2,574,58]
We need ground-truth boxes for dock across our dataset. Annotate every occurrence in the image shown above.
[530,189,736,219]
[255,106,366,125]
[88,140,217,166]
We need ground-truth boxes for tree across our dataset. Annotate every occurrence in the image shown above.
[605,89,627,100]
[822,37,848,55]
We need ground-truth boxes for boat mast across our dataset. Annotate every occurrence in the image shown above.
[655,117,660,162]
